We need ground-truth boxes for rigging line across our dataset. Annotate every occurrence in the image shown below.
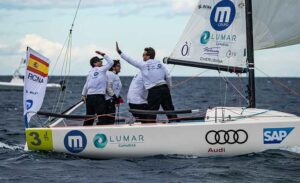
[51,0,82,113]
[48,36,69,79]
[255,66,300,97]
[219,72,249,103]
[171,70,209,88]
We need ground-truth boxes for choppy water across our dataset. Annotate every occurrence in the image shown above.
[0,76,300,183]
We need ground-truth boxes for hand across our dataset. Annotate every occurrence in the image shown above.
[81,96,87,103]
[95,51,105,56]
[116,42,122,55]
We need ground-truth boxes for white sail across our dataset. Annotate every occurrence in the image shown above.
[167,0,247,73]
[253,0,300,50]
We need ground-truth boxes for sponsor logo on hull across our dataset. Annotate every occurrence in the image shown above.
[64,130,87,153]
[208,147,226,153]
[206,129,248,145]
[93,134,145,149]
[263,127,294,144]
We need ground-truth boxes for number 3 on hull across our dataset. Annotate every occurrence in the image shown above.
[26,129,53,151]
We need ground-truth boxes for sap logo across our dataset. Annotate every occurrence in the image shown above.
[210,0,236,31]
[26,100,33,110]
[263,128,294,144]
[64,130,87,153]
[28,73,44,83]
[200,31,211,45]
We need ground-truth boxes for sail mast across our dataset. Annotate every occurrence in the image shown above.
[245,0,256,108]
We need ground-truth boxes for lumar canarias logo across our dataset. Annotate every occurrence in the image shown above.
[210,0,236,31]
[93,134,108,149]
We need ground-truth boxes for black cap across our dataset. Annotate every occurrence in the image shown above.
[90,57,103,67]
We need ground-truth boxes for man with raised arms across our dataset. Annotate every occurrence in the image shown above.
[116,42,177,122]
[81,50,114,126]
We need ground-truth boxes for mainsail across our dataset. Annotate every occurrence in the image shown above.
[253,0,300,50]
[165,0,300,73]
[23,47,50,128]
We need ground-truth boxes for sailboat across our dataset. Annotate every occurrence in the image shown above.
[0,58,62,91]
[24,0,300,159]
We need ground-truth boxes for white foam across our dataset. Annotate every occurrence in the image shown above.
[0,141,23,151]
[281,146,300,154]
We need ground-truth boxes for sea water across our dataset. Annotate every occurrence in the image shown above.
[0,76,300,183]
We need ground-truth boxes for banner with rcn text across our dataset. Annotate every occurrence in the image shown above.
[23,47,50,128]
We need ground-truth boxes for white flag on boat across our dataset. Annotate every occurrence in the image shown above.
[23,47,50,128]
[168,0,247,73]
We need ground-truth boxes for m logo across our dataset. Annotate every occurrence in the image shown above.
[210,0,236,31]
[64,130,87,153]
[263,127,294,144]
[215,7,231,23]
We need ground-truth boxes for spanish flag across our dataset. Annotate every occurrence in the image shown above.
[27,53,49,77]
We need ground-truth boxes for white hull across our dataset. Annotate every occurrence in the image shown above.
[25,107,300,159]
[0,81,61,91]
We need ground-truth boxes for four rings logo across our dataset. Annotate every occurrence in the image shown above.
[205,130,248,145]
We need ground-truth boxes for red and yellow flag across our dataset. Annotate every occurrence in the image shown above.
[27,54,49,77]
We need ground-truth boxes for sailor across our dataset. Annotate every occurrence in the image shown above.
[116,42,177,122]
[81,51,114,126]
[104,60,123,125]
[127,71,149,122]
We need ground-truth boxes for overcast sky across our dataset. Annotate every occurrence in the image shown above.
[0,0,299,77]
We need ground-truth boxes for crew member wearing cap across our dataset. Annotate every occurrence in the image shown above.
[81,51,114,126]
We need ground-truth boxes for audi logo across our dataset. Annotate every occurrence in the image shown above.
[205,130,248,145]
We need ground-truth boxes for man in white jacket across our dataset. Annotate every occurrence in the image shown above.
[127,71,149,122]
[81,51,114,126]
[105,60,123,124]
[116,42,177,122]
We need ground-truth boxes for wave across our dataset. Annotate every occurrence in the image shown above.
[282,146,300,154]
[0,141,23,151]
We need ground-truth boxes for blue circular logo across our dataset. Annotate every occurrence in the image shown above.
[210,0,236,31]
[200,31,211,44]
[93,134,108,149]
[94,72,99,77]
[64,130,87,154]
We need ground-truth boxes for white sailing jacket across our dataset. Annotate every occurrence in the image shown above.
[127,72,148,104]
[106,71,122,100]
[121,53,172,90]
[82,55,114,96]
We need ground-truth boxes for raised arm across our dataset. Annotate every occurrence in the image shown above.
[116,42,144,69]
[101,55,114,71]
[95,51,114,72]
[120,53,144,69]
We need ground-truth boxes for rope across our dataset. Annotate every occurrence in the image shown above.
[171,70,209,88]
[51,0,82,114]
[256,67,300,97]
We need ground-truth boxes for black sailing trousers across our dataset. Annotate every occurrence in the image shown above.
[147,84,177,122]
[129,103,149,123]
[103,99,116,125]
[84,94,106,126]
